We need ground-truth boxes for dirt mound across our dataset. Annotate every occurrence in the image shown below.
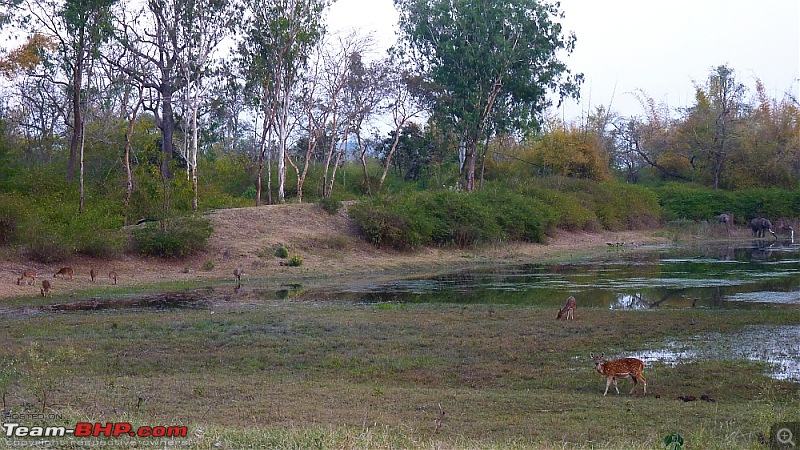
[0,202,665,299]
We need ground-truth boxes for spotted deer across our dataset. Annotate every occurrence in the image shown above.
[16,269,37,285]
[233,267,243,286]
[40,279,52,297]
[54,267,73,280]
[591,352,647,396]
[90,268,97,282]
[108,270,118,285]
[557,296,576,320]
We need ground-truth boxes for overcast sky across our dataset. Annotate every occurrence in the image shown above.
[327,0,800,122]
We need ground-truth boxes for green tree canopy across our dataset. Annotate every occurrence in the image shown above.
[394,0,583,191]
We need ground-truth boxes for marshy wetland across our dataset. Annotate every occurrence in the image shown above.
[1,239,798,449]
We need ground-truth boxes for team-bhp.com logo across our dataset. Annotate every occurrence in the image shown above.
[4,422,188,438]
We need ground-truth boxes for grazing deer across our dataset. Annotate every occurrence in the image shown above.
[40,279,52,297]
[108,270,118,285]
[591,352,647,396]
[557,296,576,320]
[16,269,36,285]
[233,267,243,286]
[54,267,73,280]
[90,268,97,282]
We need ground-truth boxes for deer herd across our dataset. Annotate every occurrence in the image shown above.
[15,266,120,297]
[15,266,645,397]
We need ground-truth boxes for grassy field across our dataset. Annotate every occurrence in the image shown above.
[1,291,798,449]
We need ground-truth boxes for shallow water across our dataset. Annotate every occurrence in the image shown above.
[324,240,800,309]
[298,239,800,381]
[633,325,800,382]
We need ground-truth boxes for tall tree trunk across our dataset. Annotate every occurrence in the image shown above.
[327,132,348,198]
[256,118,269,206]
[66,38,85,182]
[277,117,287,204]
[123,99,142,213]
[159,87,176,179]
[267,145,273,205]
[460,140,478,192]
[191,102,199,211]
[479,133,490,190]
[379,127,403,190]
[79,119,85,213]
[276,82,292,203]
[321,108,340,198]
[358,134,370,195]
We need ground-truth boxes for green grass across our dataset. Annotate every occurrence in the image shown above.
[1,301,797,449]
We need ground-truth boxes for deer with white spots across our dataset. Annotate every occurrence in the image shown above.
[591,352,647,396]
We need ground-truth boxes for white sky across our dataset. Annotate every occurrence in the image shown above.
[327,0,800,122]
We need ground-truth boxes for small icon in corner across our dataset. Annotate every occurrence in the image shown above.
[771,423,800,449]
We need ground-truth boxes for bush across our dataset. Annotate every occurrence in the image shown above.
[274,246,289,258]
[589,183,661,231]
[655,184,800,224]
[319,197,343,215]
[130,215,213,259]
[8,195,125,261]
[474,188,555,242]
[25,232,73,263]
[528,188,595,232]
[287,254,303,266]
[349,202,421,250]
[349,188,557,251]
[0,194,24,246]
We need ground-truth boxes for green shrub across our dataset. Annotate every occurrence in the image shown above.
[71,205,125,257]
[287,254,303,266]
[202,260,215,271]
[349,202,421,250]
[130,215,213,259]
[528,188,596,232]
[349,188,558,251]
[319,197,343,215]
[655,184,800,224]
[25,231,73,263]
[474,188,555,242]
[274,246,289,258]
[76,230,124,258]
[0,194,25,245]
[8,195,124,261]
[560,180,661,231]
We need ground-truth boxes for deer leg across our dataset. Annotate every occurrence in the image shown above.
[603,377,613,396]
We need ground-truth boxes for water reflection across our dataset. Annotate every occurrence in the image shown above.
[633,325,800,382]
[325,241,800,309]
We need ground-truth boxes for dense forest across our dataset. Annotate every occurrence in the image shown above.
[0,0,798,260]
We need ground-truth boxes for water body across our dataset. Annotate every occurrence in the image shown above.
[632,325,800,382]
[302,239,800,381]
[328,240,800,309]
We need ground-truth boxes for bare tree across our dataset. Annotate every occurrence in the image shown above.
[686,64,747,189]
[238,0,327,204]
[19,0,116,187]
[343,49,386,194]
[115,0,188,179]
[379,67,427,190]
[178,0,237,210]
[318,31,373,198]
